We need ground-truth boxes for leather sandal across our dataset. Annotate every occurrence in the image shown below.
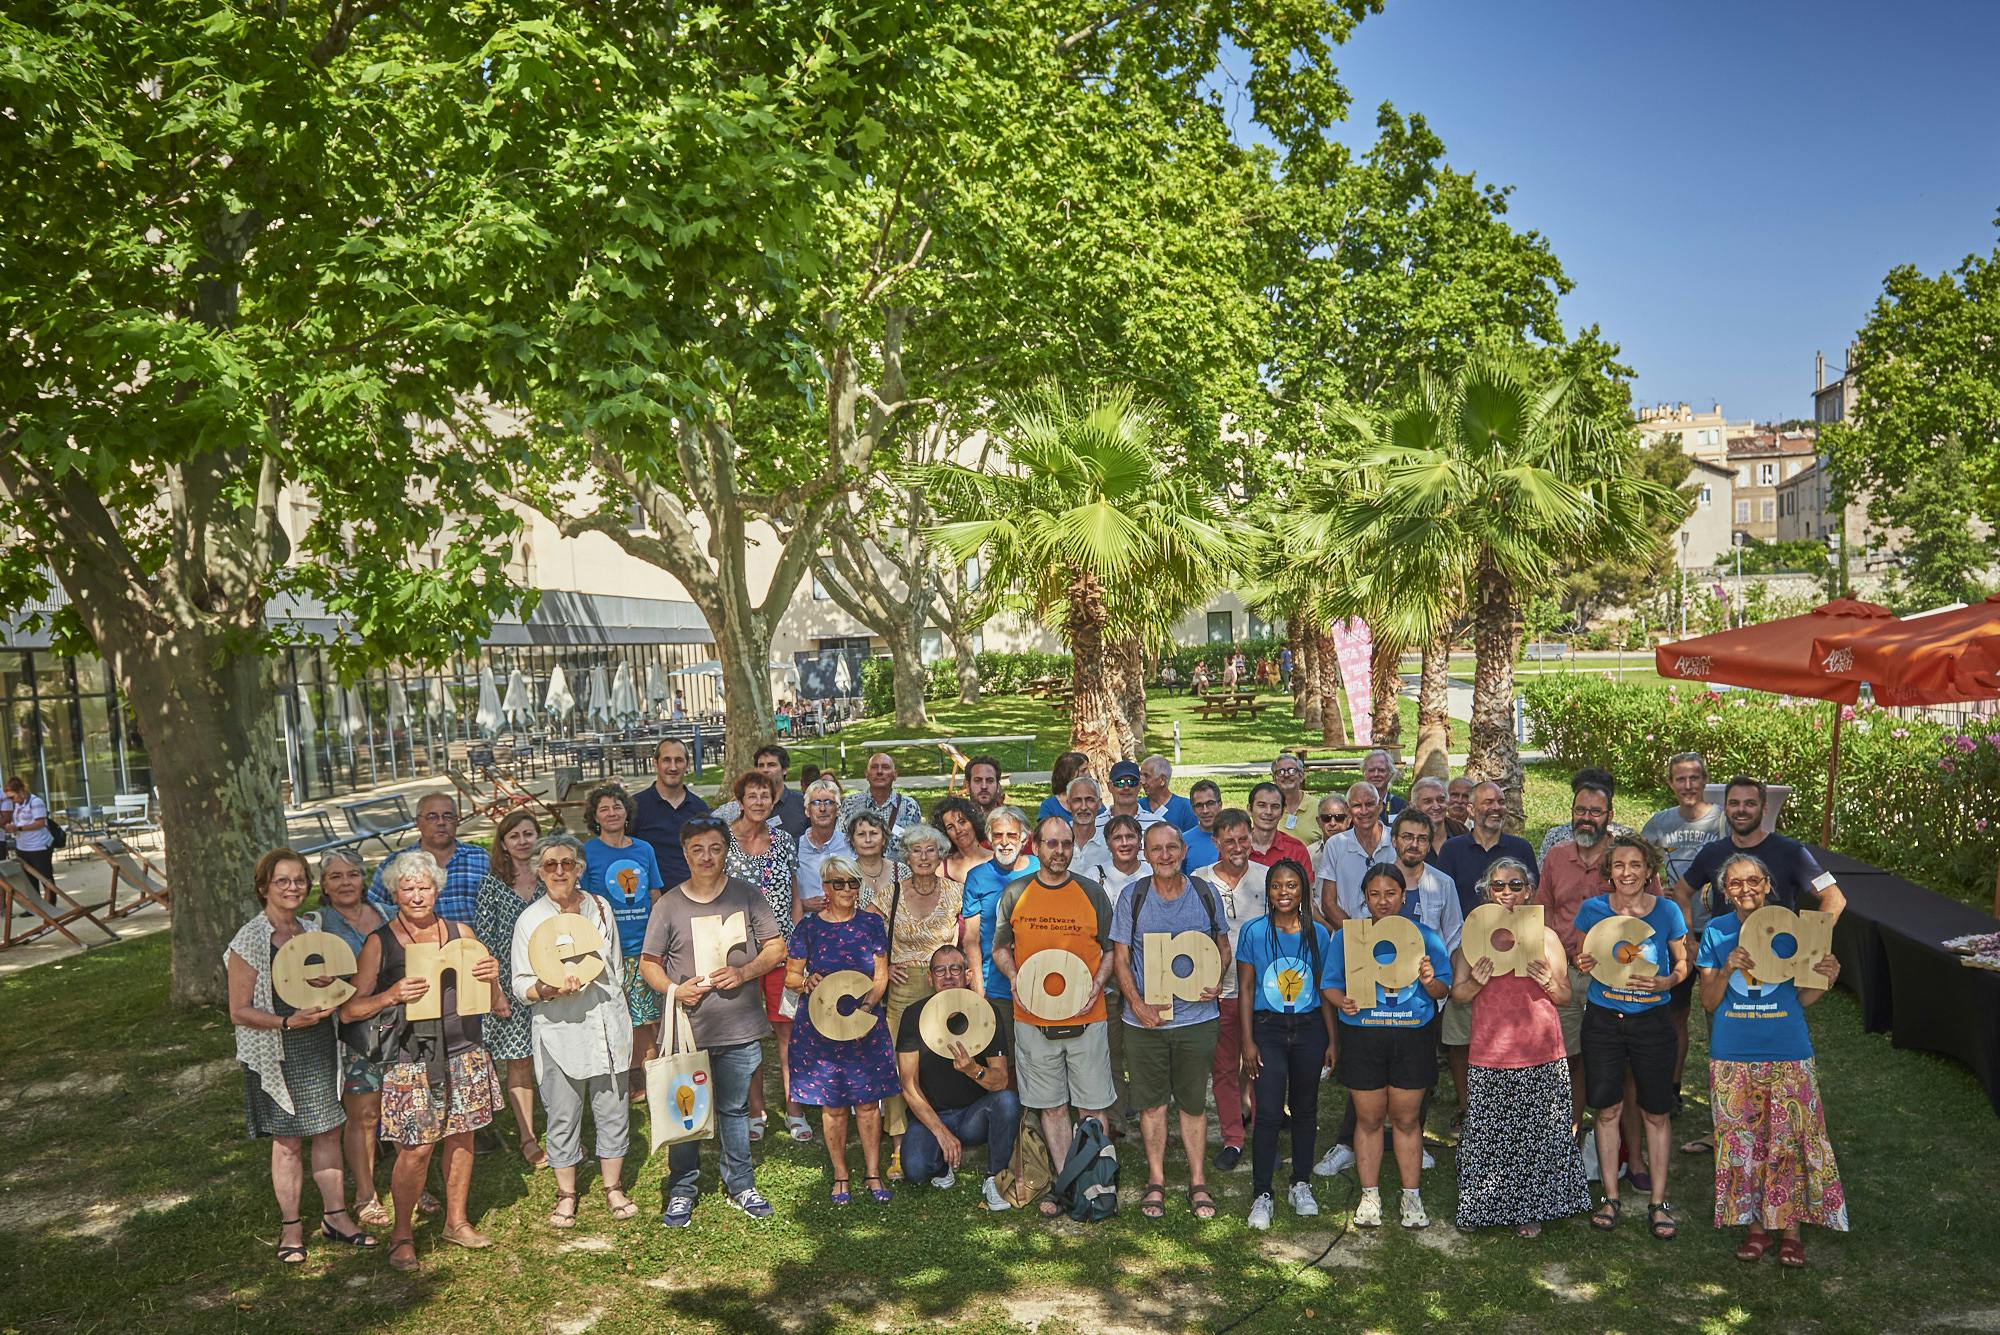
[319,1208,378,1248]
[549,1191,580,1229]
[1736,1228,1773,1261]
[386,1238,419,1272]
[1140,1183,1166,1219]
[1590,1198,1621,1231]
[1778,1237,1807,1268]
[1188,1185,1218,1220]
[605,1189,639,1221]
[275,1217,307,1265]
[1648,1201,1678,1241]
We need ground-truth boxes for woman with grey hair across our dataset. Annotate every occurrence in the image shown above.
[1449,856,1589,1236]
[871,826,965,1180]
[342,846,510,1270]
[1697,850,1846,1266]
[509,831,637,1227]
[316,848,405,1228]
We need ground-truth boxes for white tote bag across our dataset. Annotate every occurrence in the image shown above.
[646,983,714,1146]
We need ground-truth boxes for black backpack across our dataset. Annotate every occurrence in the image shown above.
[1051,1115,1120,1222]
[1128,874,1224,936]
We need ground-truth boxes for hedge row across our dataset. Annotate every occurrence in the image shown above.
[859,638,1292,716]
[1522,673,2000,911]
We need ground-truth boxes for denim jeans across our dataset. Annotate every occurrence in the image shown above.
[665,1040,763,1201]
[1251,1010,1328,1197]
[901,1088,1022,1184]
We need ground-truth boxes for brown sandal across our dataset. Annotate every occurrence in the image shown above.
[1188,1186,1217,1220]
[1140,1183,1166,1219]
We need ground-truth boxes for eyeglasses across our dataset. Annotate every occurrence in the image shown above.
[822,877,862,890]
[930,963,970,976]
[269,876,310,890]
[683,817,728,836]
[808,798,838,808]
[420,812,460,823]
[540,858,580,872]
[1722,876,1769,890]
[1274,767,1303,778]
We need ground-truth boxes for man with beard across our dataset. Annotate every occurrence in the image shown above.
[1537,779,1620,1131]
[1444,778,1474,840]
[1538,767,1632,856]
[960,806,1039,1053]
[1674,775,1846,922]
[965,756,1007,819]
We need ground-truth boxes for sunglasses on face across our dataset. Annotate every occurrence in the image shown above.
[1111,777,1139,787]
[1488,879,1529,893]
[541,858,580,872]
[822,877,862,890]
[1318,812,1349,824]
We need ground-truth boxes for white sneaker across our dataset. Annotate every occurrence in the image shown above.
[981,1177,1012,1212]
[1353,1188,1382,1227]
[1313,1144,1356,1177]
[1421,1150,1436,1170]
[1247,1193,1275,1231]
[1288,1182,1320,1217]
[930,1170,956,1191]
[1400,1190,1430,1229]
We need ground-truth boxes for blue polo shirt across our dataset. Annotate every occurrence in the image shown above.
[632,783,711,889]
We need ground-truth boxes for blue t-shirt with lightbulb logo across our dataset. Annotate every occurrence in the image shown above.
[1234,916,1336,1014]
[1574,894,1687,1014]
[1698,913,1815,1062]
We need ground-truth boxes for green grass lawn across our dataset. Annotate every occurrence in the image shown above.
[6,705,1998,1334]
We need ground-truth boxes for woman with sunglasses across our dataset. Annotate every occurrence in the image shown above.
[1235,858,1336,1230]
[1698,851,1847,1267]
[1450,857,1589,1237]
[1304,795,1352,876]
[509,832,636,1228]
[787,855,899,1204]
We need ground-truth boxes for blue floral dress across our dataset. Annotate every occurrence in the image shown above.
[786,911,900,1107]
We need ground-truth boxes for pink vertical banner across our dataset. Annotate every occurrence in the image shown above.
[1329,617,1373,747]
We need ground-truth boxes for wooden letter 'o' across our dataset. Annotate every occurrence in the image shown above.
[917,987,998,1058]
[1014,949,1095,1023]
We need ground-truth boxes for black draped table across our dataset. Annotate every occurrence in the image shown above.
[1815,846,2000,1116]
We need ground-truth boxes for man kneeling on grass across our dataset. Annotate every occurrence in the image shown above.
[896,945,1020,1212]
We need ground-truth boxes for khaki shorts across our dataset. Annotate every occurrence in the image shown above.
[1013,1016,1116,1112]
[1439,997,1472,1046]
[1556,961,1587,1057]
[1123,1019,1219,1116]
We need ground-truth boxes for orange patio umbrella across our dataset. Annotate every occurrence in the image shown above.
[1808,593,2000,704]
[1654,599,1901,842]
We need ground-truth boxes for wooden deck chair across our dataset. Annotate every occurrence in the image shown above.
[89,837,171,919]
[445,766,513,828]
[0,858,119,949]
[937,742,970,797]
[481,765,565,826]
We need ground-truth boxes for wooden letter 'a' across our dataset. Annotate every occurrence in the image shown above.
[1739,906,1836,986]
[1582,915,1656,990]
[526,912,606,990]
[272,931,359,1010]
[1142,930,1223,1023]
[690,910,748,980]
[1343,915,1424,997]
[1460,904,1546,977]
[918,987,998,1059]
[806,969,877,1041]
[1014,948,1095,1024]
[404,938,495,1020]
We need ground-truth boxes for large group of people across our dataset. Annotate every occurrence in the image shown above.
[226,736,1851,1269]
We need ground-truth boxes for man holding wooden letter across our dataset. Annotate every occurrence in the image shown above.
[1111,823,1232,1221]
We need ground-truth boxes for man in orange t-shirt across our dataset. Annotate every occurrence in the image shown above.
[994,814,1115,1196]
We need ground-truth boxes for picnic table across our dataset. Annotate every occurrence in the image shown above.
[1193,692,1268,722]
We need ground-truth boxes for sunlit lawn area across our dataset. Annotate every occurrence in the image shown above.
[4,696,1996,1335]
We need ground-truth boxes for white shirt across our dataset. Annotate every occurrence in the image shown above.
[1098,804,1165,832]
[509,893,633,1082]
[1316,826,1392,909]
[1192,860,1267,999]
[10,794,51,853]
[1073,850,1147,914]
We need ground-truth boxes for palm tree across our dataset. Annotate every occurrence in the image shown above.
[922,382,1244,772]
[1327,355,1681,816]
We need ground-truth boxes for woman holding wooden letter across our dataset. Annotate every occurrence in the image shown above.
[226,848,374,1263]
[342,849,509,1270]
[786,855,900,1204]
[1698,851,1847,1267]
[1323,863,1453,1229]
[509,831,637,1228]
[1574,834,1688,1241]
[1449,857,1589,1236]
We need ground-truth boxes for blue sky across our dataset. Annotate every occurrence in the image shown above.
[1219,0,2000,422]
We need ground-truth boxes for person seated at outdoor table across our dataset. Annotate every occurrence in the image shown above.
[1189,661,1211,696]
[582,782,665,1100]
[1036,751,1091,822]
[876,826,967,1181]
[508,832,637,1228]
[341,848,510,1271]
[787,859,900,1204]
[315,848,408,1229]
[471,808,548,1166]
[1323,864,1453,1229]
[847,808,906,913]
[795,777,852,914]
[896,946,1020,1211]
[1235,857,1335,1230]
[1575,834,1689,1242]
[1112,823,1232,1220]
[1449,857,1590,1237]
[1159,662,1182,692]
[932,795,991,885]
[227,848,373,1263]
[727,769,803,1140]
[1698,851,1848,1267]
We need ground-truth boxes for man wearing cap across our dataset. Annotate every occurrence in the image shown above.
[1103,760,1166,833]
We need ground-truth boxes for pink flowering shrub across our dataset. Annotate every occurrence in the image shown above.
[1523,675,2000,910]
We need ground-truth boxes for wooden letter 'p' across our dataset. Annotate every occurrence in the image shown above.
[404,938,495,1020]
[1142,930,1223,1022]
[1343,915,1424,997]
